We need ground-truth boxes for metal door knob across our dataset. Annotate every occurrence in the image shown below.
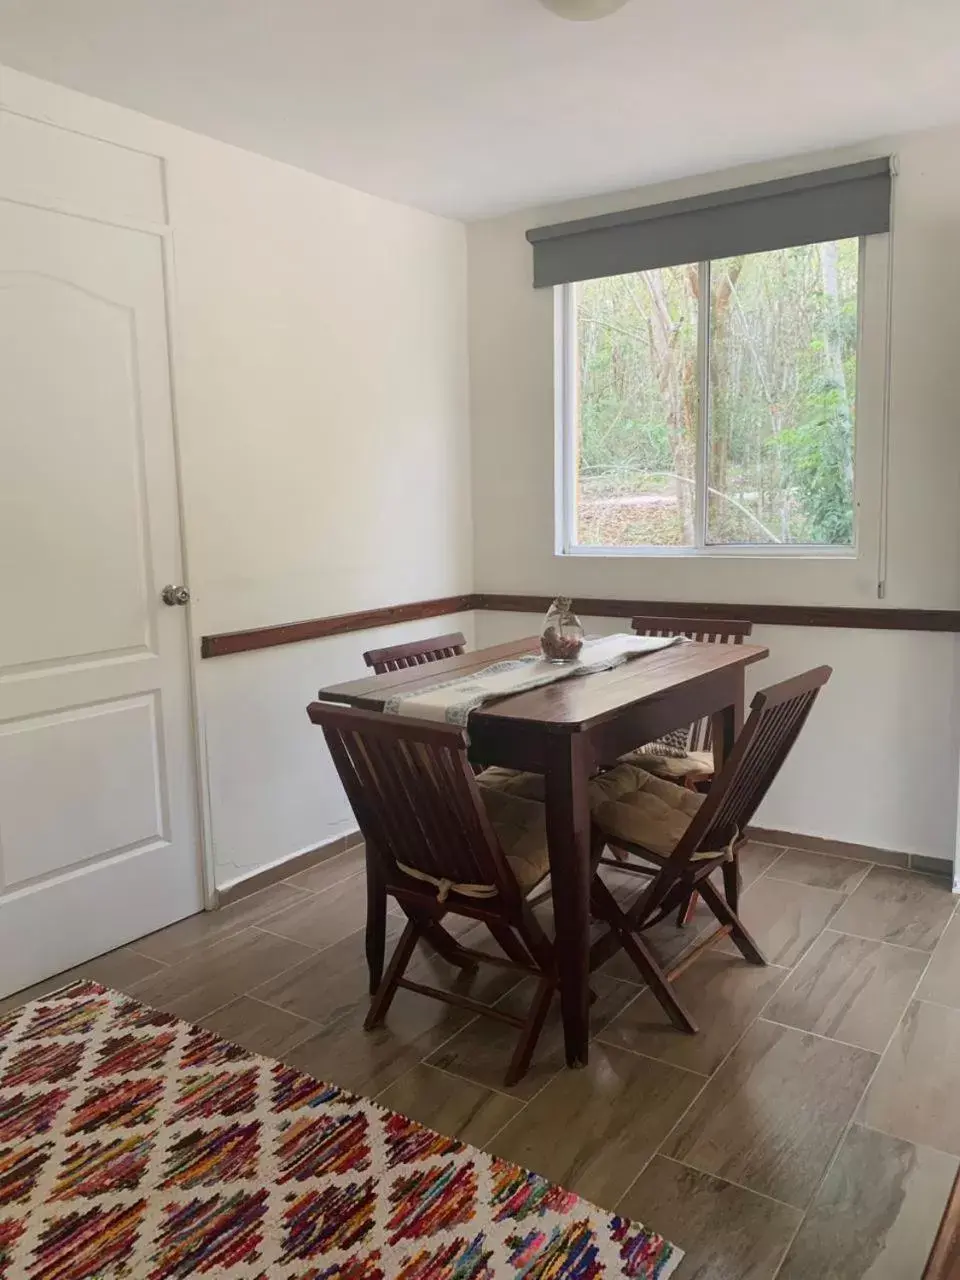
[161,584,191,606]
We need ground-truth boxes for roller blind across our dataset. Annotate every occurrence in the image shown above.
[526,158,891,289]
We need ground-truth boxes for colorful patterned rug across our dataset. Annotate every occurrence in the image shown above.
[0,981,681,1277]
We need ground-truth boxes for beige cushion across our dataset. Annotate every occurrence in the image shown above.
[589,763,706,859]
[618,748,713,781]
[478,785,550,894]
[476,766,545,802]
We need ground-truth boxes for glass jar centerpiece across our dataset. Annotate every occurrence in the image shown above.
[540,596,584,663]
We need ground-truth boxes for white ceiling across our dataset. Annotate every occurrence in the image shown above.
[1,0,959,220]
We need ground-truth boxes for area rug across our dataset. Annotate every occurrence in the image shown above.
[0,981,682,1278]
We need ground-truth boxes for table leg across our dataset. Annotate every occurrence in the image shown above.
[712,668,745,911]
[365,843,387,995]
[544,733,592,1069]
[711,667,744,770]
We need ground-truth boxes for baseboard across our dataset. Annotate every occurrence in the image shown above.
[217,830,363,906]
[219,824,950,908]
[748,826,953,878]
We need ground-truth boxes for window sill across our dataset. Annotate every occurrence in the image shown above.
[557,544,858,560]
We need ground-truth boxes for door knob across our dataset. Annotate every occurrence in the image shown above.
[161,584,191,606]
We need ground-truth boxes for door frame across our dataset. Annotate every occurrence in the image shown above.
[0,103,217,913]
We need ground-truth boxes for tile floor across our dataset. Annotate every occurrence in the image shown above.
[4,841,959,1279]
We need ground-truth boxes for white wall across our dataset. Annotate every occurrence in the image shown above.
[202,613,475,889]
[474,612,960,860]
[469,126,960,863]
[7,62,959,881]
[0,66,472,890]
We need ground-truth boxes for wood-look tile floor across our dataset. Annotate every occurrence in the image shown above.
[5,841,959,1279]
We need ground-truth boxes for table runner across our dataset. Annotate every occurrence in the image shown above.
[383,633,680,727]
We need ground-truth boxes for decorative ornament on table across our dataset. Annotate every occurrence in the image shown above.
[540,596,585,662]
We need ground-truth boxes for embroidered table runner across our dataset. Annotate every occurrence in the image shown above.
[383,633,680,727]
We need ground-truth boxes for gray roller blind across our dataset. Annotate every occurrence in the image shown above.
[526,158,891,288]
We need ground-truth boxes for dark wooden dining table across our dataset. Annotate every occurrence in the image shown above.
[317,634,769,1068]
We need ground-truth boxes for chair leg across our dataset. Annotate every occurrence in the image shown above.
[420,919,480,973]
[698,877,765,965]
[505,975,555,1087]
[617,929,698,1034]
[676,890,700,927]
[722,856,741,913]
[365,847,388,995]
[485,921,533,967]
[591,876,698,1035]
[365,918,421,1030]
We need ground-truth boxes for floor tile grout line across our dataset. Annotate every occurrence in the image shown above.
[619,892,893,1220]
[770,922,938,1280]
[416,980,582,1114]
[132,899,321,967]
[656,1151,804,1214]
[855,1119,960,1165]
[817,925,937,954]
[406,1057,525,1104]
[617,965,785,1207]
[589,1028,712,1078]
[209,991,328,1054]
[409,979,653,1123]
[134,926,330,999]
[909,994,960,1015]
[237,992,325,1032]
[756,1015,884,1056]
[771,846,874,869]
[122,946,173,968]
[251,873,395,939]
[761,869,869,895]
[251,922,366,958]
[282,854,366,895]
[132,868,365,966]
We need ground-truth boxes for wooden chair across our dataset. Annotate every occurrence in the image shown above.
[362,631,466,674]
[625,615,754,784]
[614,615,754,922]
[359,630,468,984]
[306,700,599,1085]
[589,667,832,1033]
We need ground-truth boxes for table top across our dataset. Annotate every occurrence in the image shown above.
[318,636,769,733]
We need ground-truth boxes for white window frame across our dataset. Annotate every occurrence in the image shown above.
[555,241,864,559]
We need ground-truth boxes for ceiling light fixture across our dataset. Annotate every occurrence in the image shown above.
[536,0,631,19]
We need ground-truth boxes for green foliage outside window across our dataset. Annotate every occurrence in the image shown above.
[574,239,859,548]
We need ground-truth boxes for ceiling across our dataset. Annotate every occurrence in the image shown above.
[1,0,959,220]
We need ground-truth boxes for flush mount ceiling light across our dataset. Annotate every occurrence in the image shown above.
[536,0,631,19]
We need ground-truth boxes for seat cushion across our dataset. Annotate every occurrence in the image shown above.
[617,749,713,782]
[588,763,705,859]
[476,766,545,802]
[478,785,550,894]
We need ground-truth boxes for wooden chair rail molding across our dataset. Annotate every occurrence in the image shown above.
[200,592,960,658]
[200,594,477,659]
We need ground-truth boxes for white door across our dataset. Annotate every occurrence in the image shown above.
[0,197,203,997]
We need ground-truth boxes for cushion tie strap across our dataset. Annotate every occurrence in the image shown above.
[708,827,740,864]
[395,860,499,904]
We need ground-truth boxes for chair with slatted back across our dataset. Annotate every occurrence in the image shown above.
[622,616,754,787]
[589,667,832,1033]
[307,700,596,1086]
[362,631,467,674]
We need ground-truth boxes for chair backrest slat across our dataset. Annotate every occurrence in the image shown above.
[631,616,753,644]
[307,700,519,906]
[362,631,467,675]
[631,615,753,752]
[675,666,831,862]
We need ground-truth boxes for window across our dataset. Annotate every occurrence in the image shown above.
[559,238,861,554]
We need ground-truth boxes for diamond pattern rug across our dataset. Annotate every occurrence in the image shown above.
[0,981,681,1278]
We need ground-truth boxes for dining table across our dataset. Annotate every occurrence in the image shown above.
[317,633,769,1068]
